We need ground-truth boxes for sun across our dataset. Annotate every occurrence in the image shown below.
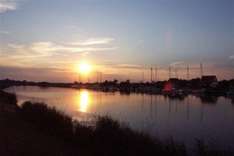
[77,61,92,75]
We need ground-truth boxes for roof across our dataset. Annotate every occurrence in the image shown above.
[201,75,217,83]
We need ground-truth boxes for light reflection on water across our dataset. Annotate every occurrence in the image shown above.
[5,86,234,148]
[78,90,91,113]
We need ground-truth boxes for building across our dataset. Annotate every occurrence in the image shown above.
[201,75,218,87]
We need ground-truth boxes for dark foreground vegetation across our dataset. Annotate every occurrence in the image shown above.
[0,90,233,156]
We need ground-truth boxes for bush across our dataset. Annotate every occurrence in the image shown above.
[0,91,17,106]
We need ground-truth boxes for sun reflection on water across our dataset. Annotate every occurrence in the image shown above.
[79,90,91,113]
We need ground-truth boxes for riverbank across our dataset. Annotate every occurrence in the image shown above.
[0,90,233,156]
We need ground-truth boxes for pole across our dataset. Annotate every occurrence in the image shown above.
[200,63,203,78]
[169,66,171,80]
[155,67,158,82]
[187,65,190,80]
[150,67,153,82]
[175,67,178,79]
[100,72,103,83]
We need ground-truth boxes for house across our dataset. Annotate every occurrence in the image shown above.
[201,75,218,87]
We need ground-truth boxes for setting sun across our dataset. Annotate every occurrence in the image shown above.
[77,62,92,75]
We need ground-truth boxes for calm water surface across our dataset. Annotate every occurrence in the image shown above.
[5,86,234,148]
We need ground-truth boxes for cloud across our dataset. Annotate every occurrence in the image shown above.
[115,64,142,70]
[0,0,18,13]
[70,38,114,46]
[0,65,76,82]
[0,30,9,34]
[6,39,117,58]
[7,43,52,58]
[101,63,142,70]
[170,61,184,66]
[229,55,234,60]
[0,37,117,70]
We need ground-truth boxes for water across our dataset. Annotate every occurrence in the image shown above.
[5,86,234,149]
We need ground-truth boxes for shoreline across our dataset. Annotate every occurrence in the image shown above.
[1,78,234,96]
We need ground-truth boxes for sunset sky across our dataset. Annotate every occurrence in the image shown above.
[0,0,233,82]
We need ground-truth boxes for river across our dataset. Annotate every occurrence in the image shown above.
[5,86,234,149]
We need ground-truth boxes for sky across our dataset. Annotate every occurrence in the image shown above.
[0,0,233,82]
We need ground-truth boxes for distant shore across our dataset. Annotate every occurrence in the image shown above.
[1,78,234,101]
